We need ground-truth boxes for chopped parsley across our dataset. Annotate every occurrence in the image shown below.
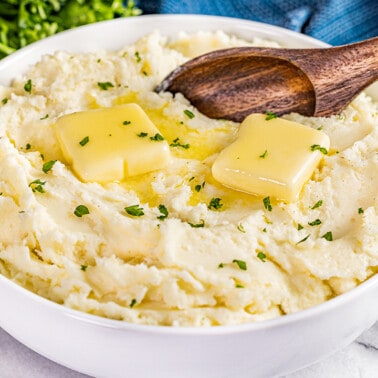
[308,219,322,226]
[97,81,114,90]
[40,114,49,120]
[233,259,247,271]
[42,160,57,174]
[310,144,328,155]
[157,204,168,220]
[358,207,364,214]
[194,182,205,192]
[25,143,31,150]
[150,133,165,141]
[235,284,245,288]
[259,150,268,158]
[218,262,225,268]
[208,197,223,210]
[296,234,310,245]
[29,179,46,193]
[297,223,304,230]
[137,132,148,138]
[263,196,272,211]
[125,204,144,217]
[80,265,88,272]
[24,79,32,93]
[1,98,8,105]
[130,298,137,308]
[184,109,195,119]
[188,219,205,228]
[311,200,323,209]
[74,205,90,217]
[322,231,333,241]
[256,251,267,262]
[265,111,277,120]
[123,120,131,126]
[170,137,190,149]
[134,51,142,62]
[79,136,89,146]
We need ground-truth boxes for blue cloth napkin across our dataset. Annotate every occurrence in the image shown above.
[136,0,377,45]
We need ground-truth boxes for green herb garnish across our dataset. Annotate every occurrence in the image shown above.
[208,197,223,210]
[310,144,328,155]
[308,219,321,226]
[150,133,164,141]
[157,204,168,220]
[263,196,272,211]
[24,79,32,93]
[311,200,323,209]
[123,120,131,126]
[79,136,89,146]
[256,251,267,262]
[297,223,304,230]
[296,234,310,245]
[237,223,246,233]
[358,207,364,214]
[40,114,49,120]
[29,179,46,193]
[322,231,333,241]
[259,150,268,158]
[2,98,8,105]
[265,111,277,120]
[130,298,137,308]
[218,263,225,268]
[97,81,114,90]
[188,219,205,228]
[134,51,141,62]
[137,132,148,138]
[74,205,90,217]
[125,204,144,217]
[184,109,195,119]
[80,265,88,272]
[170,137,190,149]
[42,160,57,173]
[233,259,247,271]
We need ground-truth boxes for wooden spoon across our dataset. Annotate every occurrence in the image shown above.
[156,37,378,122]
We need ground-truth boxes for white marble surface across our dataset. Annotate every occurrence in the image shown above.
[1,321,377,378]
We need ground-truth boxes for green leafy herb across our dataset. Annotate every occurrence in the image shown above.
[29,179,46,193]
[358,207,364,214]
[208,197,223,210]
[322,231,333,241]
[150,133,164,141]
[184,109,195,119]
[218,262,225,268]
[129,298,137,308]
[235,284,244,288]
[0,1,140,59]
[42,159,56,173]
[125,204,144,217]
[308,219,321,226]
[25,143,31,150]
[2,98,8,105]
[265,111,277,120]
[233,259,247,271]
[311,200,323,209]
[170,137,190,149]
[297,223,304,230]
[24,79,32,93]
[256,251,267,262]
[157,204,168,220]
[134,51,141,62]
[310,144,328,155]
[296,234,310,245]
[259,149,268,158]
[80,265,88,272]
[188,219,205,228]
[79,136,89,146]
[97,81,114,90]
[74,205,89,217]
[137,132,148,138]
[263,196,272,211]
[40,114,49,120]
[123,120,131,126]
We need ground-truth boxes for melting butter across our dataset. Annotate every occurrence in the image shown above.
[55,104,171,182]
[212,113,330,202]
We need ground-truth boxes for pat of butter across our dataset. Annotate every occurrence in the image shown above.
[56,104,170,182]
[212,114,330,202]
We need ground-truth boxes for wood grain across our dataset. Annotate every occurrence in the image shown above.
[156,37,378,122]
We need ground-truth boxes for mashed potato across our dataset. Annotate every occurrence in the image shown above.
[0,31,377,326]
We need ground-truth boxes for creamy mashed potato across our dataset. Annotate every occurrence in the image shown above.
[0,31,377,326]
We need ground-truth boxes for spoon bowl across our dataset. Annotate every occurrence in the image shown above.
[157,37,378,122]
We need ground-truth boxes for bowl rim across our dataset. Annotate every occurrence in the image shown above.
[0,14,376,336]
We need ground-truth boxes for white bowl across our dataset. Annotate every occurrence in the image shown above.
[0,14,377,378]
